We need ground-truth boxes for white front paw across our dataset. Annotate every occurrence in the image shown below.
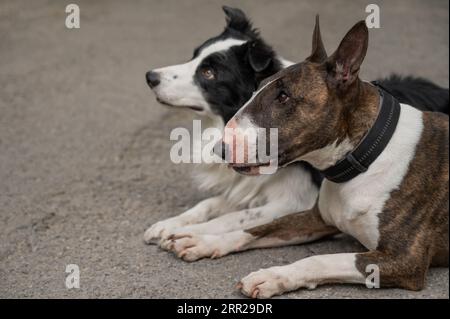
[161,233,225,261]
[143,218,185,244]
[157,224,202,243]
[238,267,292,299]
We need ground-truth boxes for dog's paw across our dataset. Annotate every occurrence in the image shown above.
[238,267,293,299]
[143,218,186,244]
[157,224,205,244]
[162,233,226,262]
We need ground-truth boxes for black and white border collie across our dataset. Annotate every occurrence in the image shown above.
[144,6,449,252]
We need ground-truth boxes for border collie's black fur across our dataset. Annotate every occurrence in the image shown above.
[376,75,449,114]
[192,7,282,122]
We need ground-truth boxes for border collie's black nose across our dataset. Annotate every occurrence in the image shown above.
[146,71,160,88]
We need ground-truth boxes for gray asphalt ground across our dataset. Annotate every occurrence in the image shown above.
[0,0,448,299]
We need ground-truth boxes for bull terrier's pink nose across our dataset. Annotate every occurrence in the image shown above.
[222,118,251,164]
[212,118,238,161]
[221,118,238,163]
[223,118,238,146]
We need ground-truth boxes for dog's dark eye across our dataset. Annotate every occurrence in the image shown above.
[277,91,290,104]
[201,68,215,80]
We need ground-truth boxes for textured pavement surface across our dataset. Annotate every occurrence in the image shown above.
[0,0,448,298]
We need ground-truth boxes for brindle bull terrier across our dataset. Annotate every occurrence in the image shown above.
[169,18,449,298]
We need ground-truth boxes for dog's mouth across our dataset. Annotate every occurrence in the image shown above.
[156,98,204,112]
[228,162,271,176]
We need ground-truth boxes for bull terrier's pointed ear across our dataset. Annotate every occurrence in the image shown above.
[306,15,327,63]
[222,6,252,33]
[326,21,368,89]
[247,41,273,72]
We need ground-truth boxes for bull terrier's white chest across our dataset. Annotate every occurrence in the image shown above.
[318,104,424,250]
[318,180,386,250]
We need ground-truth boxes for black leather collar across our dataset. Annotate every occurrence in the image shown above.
[320,85,401,183]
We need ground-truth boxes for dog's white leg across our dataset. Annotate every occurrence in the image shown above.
[160,203,288,242]
[163,208,339,260]
[144,196,229,244]
[165,226,330,262]
[239,253,365,298]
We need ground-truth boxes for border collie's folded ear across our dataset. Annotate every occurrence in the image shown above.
[306,15,327,63]
[247,41,273,72]
[326,21,368,89]
[222,6,252,33]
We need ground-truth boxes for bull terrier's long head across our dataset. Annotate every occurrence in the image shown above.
[223,19,380,174]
